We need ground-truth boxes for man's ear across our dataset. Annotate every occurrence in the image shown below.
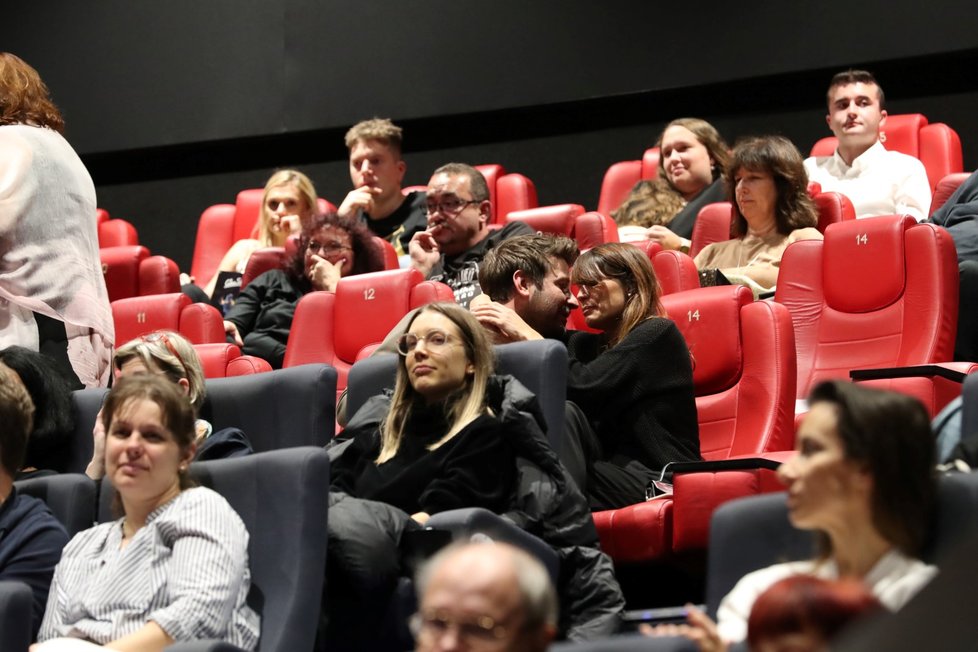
[396,159,407,182]
[879,110,888,130]
[478,200,492,226]
[825,113,832,131]
[513,270,534,298]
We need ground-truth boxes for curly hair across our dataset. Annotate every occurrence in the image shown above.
[724,135,818,237]
[288,211,387,287]
[612,178,687,228]
[0,52,64,132]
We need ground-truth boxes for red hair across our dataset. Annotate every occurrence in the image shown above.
[0,53,64,132]
[747,575,882,648]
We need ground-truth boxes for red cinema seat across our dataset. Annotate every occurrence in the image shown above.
[597,148,661,217]
[190,189,335,287]
[99,246,180,302]
[98,218,139,247]
[240,236,400,290]
[775,215,961,416]
[930,172,973,214]
[193,343,272,378]
[592,285,796,563]
[112,293,226,348]
[810,113,963,192]
[506,205,619,251]
[282,269,454,394]
[404,164,537,225]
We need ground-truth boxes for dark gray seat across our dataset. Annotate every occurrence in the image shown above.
[94,447,330,652]
[0,581,32,652]
[68,364,336,473]
[15,473,97,538]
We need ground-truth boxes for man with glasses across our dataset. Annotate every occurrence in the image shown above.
[414,541,557,652]
[338,118,428,255]
[410,163,533,308]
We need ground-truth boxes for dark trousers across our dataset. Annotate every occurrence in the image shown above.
[956,261,978,361]
[559,401,653,511]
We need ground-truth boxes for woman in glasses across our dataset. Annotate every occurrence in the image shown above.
[561,242,700,510]
[85,330,251,481]
[222,211,386,368]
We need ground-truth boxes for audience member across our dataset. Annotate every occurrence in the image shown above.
[327,302,624,646]
[472,233,580,343]
[694,135,822,295]
[413,542,558,652]
[647,380,937,648]
[191,169,318,302]
[337,118,427,255]
[223,211,386,368]
[747,575,882,652]
[34,375,259,651]
[0,52,112,388]
[85,330,252,481]
[803,69,931,221]
[0,346,75,476]
[0,361,70,636]
[613,178,687,242]
[409,163,534,308]
[640,118,731,252]
[562,243,700,509]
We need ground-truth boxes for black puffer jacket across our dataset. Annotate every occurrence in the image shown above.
[333,374,625,640]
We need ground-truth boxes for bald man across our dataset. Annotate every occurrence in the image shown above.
[414,542,557,652]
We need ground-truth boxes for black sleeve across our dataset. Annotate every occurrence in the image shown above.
[224,273,268,335]
[0,510,69,636]
[329,424,381,496]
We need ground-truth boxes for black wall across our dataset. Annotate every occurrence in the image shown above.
[4,1,978,270]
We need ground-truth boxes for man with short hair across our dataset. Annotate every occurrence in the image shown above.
[414,542,558,652]
[471,233,580,342]
[338,118,427,255]
[410,163,534,308]
[0,361,69,635]
[804,70,931,221]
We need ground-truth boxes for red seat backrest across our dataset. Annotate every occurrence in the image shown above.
[112,293,226,347]
[775,215,959,398]
[930,172,972,215]
[194,343,272,378]
[662,285,796,460]
[100,246,149,302]
[651,250,700,295]
[597,147,661,217]
[812,191,855,232]
[690,202,733,258]
[98,219,139,247]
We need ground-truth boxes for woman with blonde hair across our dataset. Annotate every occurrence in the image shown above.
[562,242,700,509]
[199,169,319,298]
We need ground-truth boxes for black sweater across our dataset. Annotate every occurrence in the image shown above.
[566,317,701,473]
[331,404,515,516]
[224,269,308,369]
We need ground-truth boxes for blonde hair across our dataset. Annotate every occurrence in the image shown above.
[113,330,206,413]
[376,303,494,464]
[258,169,318,246]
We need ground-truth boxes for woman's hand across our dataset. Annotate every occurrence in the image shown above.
[309,254,344,291]
[645,225,684,251]
[640,604,727,652]
[224,320,244,346]
[271,213,302,235]
[85,407,107,480]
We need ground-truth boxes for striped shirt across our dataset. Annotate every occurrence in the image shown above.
[38,487,259,649]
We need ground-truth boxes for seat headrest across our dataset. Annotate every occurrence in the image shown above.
[641,147,661,179]
[880,113,927,157]
[506,204,582,237]
[662,286,751,395]
[333,269,423,362]
[823,216,912,313]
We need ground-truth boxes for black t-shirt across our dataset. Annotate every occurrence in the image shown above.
[428,221,535,308]
[361,191,428,256]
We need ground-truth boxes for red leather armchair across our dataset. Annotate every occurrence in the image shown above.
[592,285,797,563]
[775,215,962,416]
[282,268,454,394]
[193,343,273,378]
[99,246,180,302]
[112,293,226,348]
[505,204,618,251]
[597,148,661,217]
[810,113,963,191]
[930,172,972,214]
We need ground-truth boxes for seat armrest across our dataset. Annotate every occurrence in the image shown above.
[849,362,978,383]
[622,605,705,625]
[165,642,243,652]
[668,455,787,475]
[850,362,978,416]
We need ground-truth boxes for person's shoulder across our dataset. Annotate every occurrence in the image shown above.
[160,487,247,532]
[495,220,536,239]
[62,520,115,556]
[788,227,824,242]
[1,491,68,541]
[879,147,928,170]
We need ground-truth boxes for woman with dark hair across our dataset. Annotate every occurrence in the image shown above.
[0,53,112,388]
[648,380,937,649]
[694,135,822,293]
[562,242,700,510]
[637,118,731,252]
[0,346,75,475]
[223,211,386,368]
[35,375,259,651]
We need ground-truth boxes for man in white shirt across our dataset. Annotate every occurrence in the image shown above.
[804,70,931,221]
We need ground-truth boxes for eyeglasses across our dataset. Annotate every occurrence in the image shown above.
[396,330,455,356]
[304,239,352,256]
[139,331,188,377]
[425,198,481,217]
[409,610,510,646]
